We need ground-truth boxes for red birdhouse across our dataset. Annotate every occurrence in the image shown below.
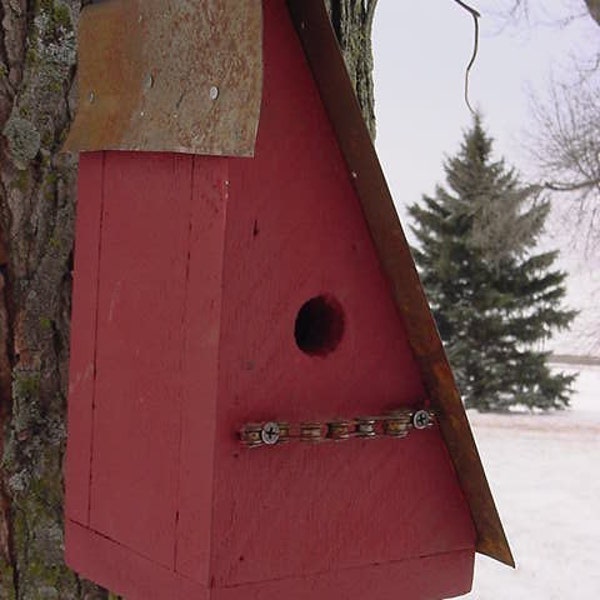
[64,1,513,599]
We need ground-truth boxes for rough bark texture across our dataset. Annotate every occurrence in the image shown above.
[324,0,378,138]
[0,2,107,598]
[0,1,377,598]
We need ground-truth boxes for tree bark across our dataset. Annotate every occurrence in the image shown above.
[584,0,600,26]
[0,1,377,598]
[325,0,378,138]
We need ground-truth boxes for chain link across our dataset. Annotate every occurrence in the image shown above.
[239,408,435,448]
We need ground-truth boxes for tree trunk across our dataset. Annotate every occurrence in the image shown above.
[0,1,377,597]
[324,0,378,138]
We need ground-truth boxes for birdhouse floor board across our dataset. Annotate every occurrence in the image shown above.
[66,519,472,600]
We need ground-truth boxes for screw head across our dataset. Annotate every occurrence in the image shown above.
[261,422,280,445]
[209,85,220,101]
[88,91,96,104]
[413,410,432,430]
[144,74,154,90]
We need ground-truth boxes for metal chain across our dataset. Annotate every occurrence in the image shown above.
[239,408,435,448]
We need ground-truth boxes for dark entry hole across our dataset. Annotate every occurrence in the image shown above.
[294,295,345,356]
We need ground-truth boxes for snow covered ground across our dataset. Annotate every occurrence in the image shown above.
[463,363,600,599]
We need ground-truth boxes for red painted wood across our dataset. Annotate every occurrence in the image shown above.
[67,519,471,600]
[212,550,474,600]
[66,1,476,597]
[175,156,229,581]
[65,520,208,600]
[89,152,193,568]
[66,152,104,525]
[210,0,475,588]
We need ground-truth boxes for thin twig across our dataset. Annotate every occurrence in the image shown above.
[543,179,600,192]
[452,0,481,114]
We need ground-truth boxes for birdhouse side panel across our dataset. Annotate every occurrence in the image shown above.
[209,0,476,592]
[66,152,229,597]
[87,152,194,568]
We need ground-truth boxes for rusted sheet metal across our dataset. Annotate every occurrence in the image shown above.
[64,0,262,156]
[286,0,515,568]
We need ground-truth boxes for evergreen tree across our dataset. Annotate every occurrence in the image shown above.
[409,116,577,411]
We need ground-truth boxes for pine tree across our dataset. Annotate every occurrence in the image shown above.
[409,116,577,411]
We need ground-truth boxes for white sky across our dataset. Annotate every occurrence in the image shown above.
[372,1,599,355]
[372,0,596,222]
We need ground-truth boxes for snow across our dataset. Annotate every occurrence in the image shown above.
[462,363,600,599]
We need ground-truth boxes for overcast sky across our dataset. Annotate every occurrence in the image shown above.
[372,0,596,222]
[372,1,599,354]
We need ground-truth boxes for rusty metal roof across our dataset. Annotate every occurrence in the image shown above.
[63,0,262,156]
[286,0,514,568]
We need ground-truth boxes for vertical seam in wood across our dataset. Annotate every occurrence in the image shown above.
[174,155,196,571]
[87,152,107,524]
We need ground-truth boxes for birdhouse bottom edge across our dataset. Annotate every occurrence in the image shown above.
[65,519,474,600]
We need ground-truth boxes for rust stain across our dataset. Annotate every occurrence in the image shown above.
[286,0,515,568]
[64,0,263,156]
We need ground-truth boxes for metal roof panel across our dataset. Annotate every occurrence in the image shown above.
[64,0,262,156]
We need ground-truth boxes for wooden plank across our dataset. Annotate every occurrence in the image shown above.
[175,156,229,580]
[210,0,475,589]
[66,151,105,525]
[89,151,193,568]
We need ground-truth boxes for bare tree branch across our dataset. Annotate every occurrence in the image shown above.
[452,0,481,114]
[528,76,600,213]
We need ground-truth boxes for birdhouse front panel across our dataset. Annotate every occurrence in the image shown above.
[207,1,476,595]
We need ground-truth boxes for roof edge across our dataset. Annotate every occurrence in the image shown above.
[286,0,514,568]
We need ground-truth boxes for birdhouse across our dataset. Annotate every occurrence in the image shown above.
[63,1,513,599]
